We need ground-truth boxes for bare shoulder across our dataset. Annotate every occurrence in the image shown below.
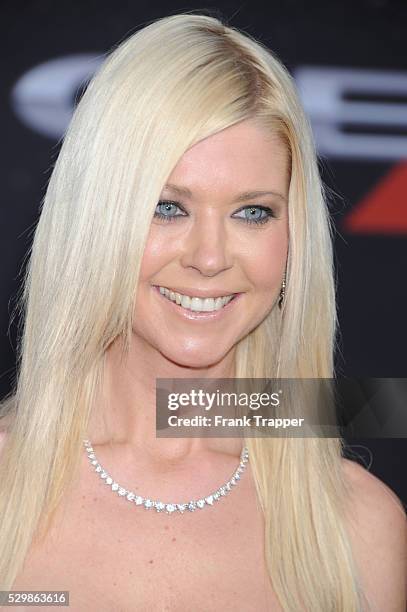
[342,457,407,611]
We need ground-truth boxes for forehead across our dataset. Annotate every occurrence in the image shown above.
[165,120,290,198]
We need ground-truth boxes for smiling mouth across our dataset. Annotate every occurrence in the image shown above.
[153,285,239,313]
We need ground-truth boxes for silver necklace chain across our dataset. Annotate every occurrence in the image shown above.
[83,439,249,515]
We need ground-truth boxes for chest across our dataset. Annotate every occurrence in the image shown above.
[12,463,282,611]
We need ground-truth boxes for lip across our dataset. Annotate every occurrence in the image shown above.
[153,285,237,299]
[152,285,243,320]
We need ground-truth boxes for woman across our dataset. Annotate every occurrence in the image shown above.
[0,12,405,611]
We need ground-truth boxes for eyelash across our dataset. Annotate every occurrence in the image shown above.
[153,200,277,226]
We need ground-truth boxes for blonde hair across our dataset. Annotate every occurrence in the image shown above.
[0,12,365,610]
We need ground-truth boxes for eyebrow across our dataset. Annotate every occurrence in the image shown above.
[163,183,287,204]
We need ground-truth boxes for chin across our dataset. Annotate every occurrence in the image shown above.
[159,344,229,370]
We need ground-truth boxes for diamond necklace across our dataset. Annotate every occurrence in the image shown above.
[83,439,249,515]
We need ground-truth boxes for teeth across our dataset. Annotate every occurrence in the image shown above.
[157,287,235,312]
[181,295,191,309]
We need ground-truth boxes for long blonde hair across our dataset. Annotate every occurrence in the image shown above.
[0,13,365,610]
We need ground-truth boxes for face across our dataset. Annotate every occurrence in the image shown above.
[132,119,290,369]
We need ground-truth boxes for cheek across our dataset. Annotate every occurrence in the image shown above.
[244,230,288,293]
[137,231,175,280]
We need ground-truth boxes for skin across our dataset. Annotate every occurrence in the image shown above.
[88,118,290,466]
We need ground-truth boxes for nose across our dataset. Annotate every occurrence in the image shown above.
[179,213,233,277]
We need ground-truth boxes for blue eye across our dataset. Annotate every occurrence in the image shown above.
[153,200,276,225]
[154,201,186,222]
[232,206,276,225]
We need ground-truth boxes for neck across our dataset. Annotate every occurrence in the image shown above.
[87,334,243,465]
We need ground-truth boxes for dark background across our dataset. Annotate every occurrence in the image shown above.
[1,1,406,504]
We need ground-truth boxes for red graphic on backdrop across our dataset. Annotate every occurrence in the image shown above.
[343,162,407,235]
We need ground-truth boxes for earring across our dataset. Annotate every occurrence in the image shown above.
[278,272,286,310]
